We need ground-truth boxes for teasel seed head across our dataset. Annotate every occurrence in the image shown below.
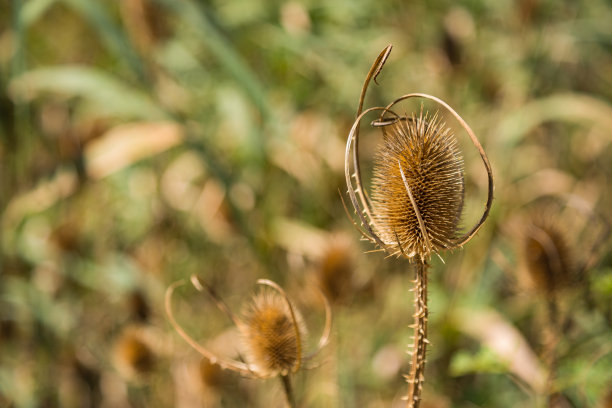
[523,217,574,295]
[316,236,355,303]
[370,111,464,260]
[239,288,306,377]
[165,276,331,380]
[344,44,493,262]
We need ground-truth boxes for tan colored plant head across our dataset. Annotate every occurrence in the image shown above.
[317,236,354,303]
[517,194,610,294]
[165,276,331,380]
[523,217,574,295]
[240,287,306,377]
[344,45,493,262]
[370,111,465,260]
[343,44,494,408]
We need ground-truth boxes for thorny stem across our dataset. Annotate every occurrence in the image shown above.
[281,374,296,408]
[405,260,428,408]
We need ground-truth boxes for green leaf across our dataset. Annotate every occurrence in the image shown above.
[19,0,58,27]
[450,347,510,376]
[9,66,167,120]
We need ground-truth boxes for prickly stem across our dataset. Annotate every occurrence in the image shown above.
[405,260,428,408]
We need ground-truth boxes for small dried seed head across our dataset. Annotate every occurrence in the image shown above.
[523,217,574,295]
[240,289,305,377]
[317,239,354,303]
[114,328,155,379]
[370,110,465,260]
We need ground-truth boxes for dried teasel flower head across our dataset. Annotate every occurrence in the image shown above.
[515,194,610,294]
[523,216,574,295]
[316,235,355,303]
[239,287,306,377]
[344,45,493,262]
[165,276,331,380]
[370,110,465,259]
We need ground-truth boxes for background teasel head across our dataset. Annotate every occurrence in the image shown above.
[516,195,611,295]
[344,45,493,261]
[165,276,331,380]
[522,216,574,295]
[113,325,157,380]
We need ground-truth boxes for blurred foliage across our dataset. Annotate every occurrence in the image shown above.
[1,0,612,407]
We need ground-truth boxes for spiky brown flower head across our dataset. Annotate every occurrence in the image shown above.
[370,111,465,261]
[239,288,306,377]
[166,277,331,381]
[523,216,574,295]
[344,47,493,264]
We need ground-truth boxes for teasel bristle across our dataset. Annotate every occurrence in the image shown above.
[370,111,464,261]
[239,288,306,378]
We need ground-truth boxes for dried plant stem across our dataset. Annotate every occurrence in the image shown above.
[544,295,561,406]
[280,374,296,408]
[405,260,429,408]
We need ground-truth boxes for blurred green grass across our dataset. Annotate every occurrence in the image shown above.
[1,0,611,407]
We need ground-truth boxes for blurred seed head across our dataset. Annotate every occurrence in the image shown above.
[126,290,151,323]
[239,289,306,377]
[0,318,17,344]
[522,217,574,295]
[317,238,354,303]
[167,277,330,380]
[370,111,465,260]
[114,327,156,379]
[510,195,610,295]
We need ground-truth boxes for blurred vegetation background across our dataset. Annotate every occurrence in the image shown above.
[1,0,612,407]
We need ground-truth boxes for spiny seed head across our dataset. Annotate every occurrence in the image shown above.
[370,110,464,260]
[240,289,305,377]
[523,217,573,294]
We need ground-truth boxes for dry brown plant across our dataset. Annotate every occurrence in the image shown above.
[165,276,331,407]
[518,196,611,406]
[343,44,494,407]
